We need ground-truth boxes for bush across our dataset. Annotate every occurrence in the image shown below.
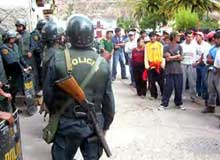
[174,9,199,31]
[200,17,219,30]
[117,17,134,31]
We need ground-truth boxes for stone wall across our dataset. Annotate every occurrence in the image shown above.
[0,7,32,32]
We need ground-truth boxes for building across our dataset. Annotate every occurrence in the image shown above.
[0,0,55,32]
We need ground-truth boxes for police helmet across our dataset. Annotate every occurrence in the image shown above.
[15,18,27,28]
[41,22,65,46]
[36,19,48,31]
[3,30,17,42]
[66,14,94,48]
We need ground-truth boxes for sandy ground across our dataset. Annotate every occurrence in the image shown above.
[20,78,220,160]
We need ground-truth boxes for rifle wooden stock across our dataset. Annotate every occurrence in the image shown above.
[56,75,112,157]
[56,75,86,104]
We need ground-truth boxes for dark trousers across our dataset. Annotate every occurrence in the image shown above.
[52,135,103,160]
[196,64,208,100]
[33,51,43,90]
[52,116,104,160]
[161,74,183,107]
[128,58,135,84]
[148,69,164,98]
[133,66,147,96]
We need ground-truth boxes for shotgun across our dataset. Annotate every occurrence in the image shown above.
[55,75,112,157]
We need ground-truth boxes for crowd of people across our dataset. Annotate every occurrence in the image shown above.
[0,17,220,117]
[1,14,220,159]
[99,27,220,113]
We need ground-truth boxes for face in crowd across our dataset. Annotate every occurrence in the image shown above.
[128,32,135,41]
[16,25,25,33]
[150,35,157,43]
[156,34,162,42]
[137,38,145,48]
[9,37,16,44]
[140,32,147,39]
[175,34,181,43]
[106,31,113,39]
[214,33,220,46]
[115,28,121,37]
[196,34,203,44]
[185,32,193,44]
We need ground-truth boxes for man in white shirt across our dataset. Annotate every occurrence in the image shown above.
[125,31,137,86]
[195,32,211,104]
[181,31,197,102]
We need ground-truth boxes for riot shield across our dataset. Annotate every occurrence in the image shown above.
[0,109,23,160]
[23,71,37,116]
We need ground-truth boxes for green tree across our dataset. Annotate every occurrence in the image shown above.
[130,0,161,20]
[127,0,169,29]
[174,9,199,31]
[139,13,167,30]
[200,17,219,30]
[117,17,135,31]
[165,0,220,13]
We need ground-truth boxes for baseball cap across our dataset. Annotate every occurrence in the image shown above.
[207,31,215,39]
[128,31,135,36]
[196,31,204,38]
[156,32,162,36]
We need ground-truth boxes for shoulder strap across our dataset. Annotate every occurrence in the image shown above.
[64,48,72,74]
[56,51,103,116]
[81,55,103,89]
[64,48,103,89]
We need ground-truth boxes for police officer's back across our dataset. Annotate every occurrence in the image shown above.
[43,15,115,160]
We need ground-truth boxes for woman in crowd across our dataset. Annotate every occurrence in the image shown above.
[132,38,147,96]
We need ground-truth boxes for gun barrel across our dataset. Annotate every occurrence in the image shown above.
[89,111,112,157]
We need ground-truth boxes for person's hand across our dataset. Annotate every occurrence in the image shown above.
[27,66,32,70]
[0,111,14,126]
[115,45,120,49]
[4,93,12,101]
[175,54,181,59]
[192,62,198,68]
[27,52,32,58]
[0,81,3,88]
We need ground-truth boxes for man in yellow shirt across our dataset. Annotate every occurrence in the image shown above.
[145,32,164,99]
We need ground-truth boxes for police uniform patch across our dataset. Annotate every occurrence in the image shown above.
[34,35,39,41]
[2,49,8,55]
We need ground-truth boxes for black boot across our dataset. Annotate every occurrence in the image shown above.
[201,107,215,113]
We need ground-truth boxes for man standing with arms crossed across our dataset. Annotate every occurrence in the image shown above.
[112,28,127,81]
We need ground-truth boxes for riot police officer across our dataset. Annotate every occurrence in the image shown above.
[0,30,31,109]
[41,21,65,81]
[15,19,32,64]
[15,19,39,92]
[43,15,115,160]
[0,53,12,112]
[30,19,48,92]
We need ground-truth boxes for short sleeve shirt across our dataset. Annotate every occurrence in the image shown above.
[208,46,219,60]
[100,39,114,53]
[164,44,183,74]
[112,36,124,53]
